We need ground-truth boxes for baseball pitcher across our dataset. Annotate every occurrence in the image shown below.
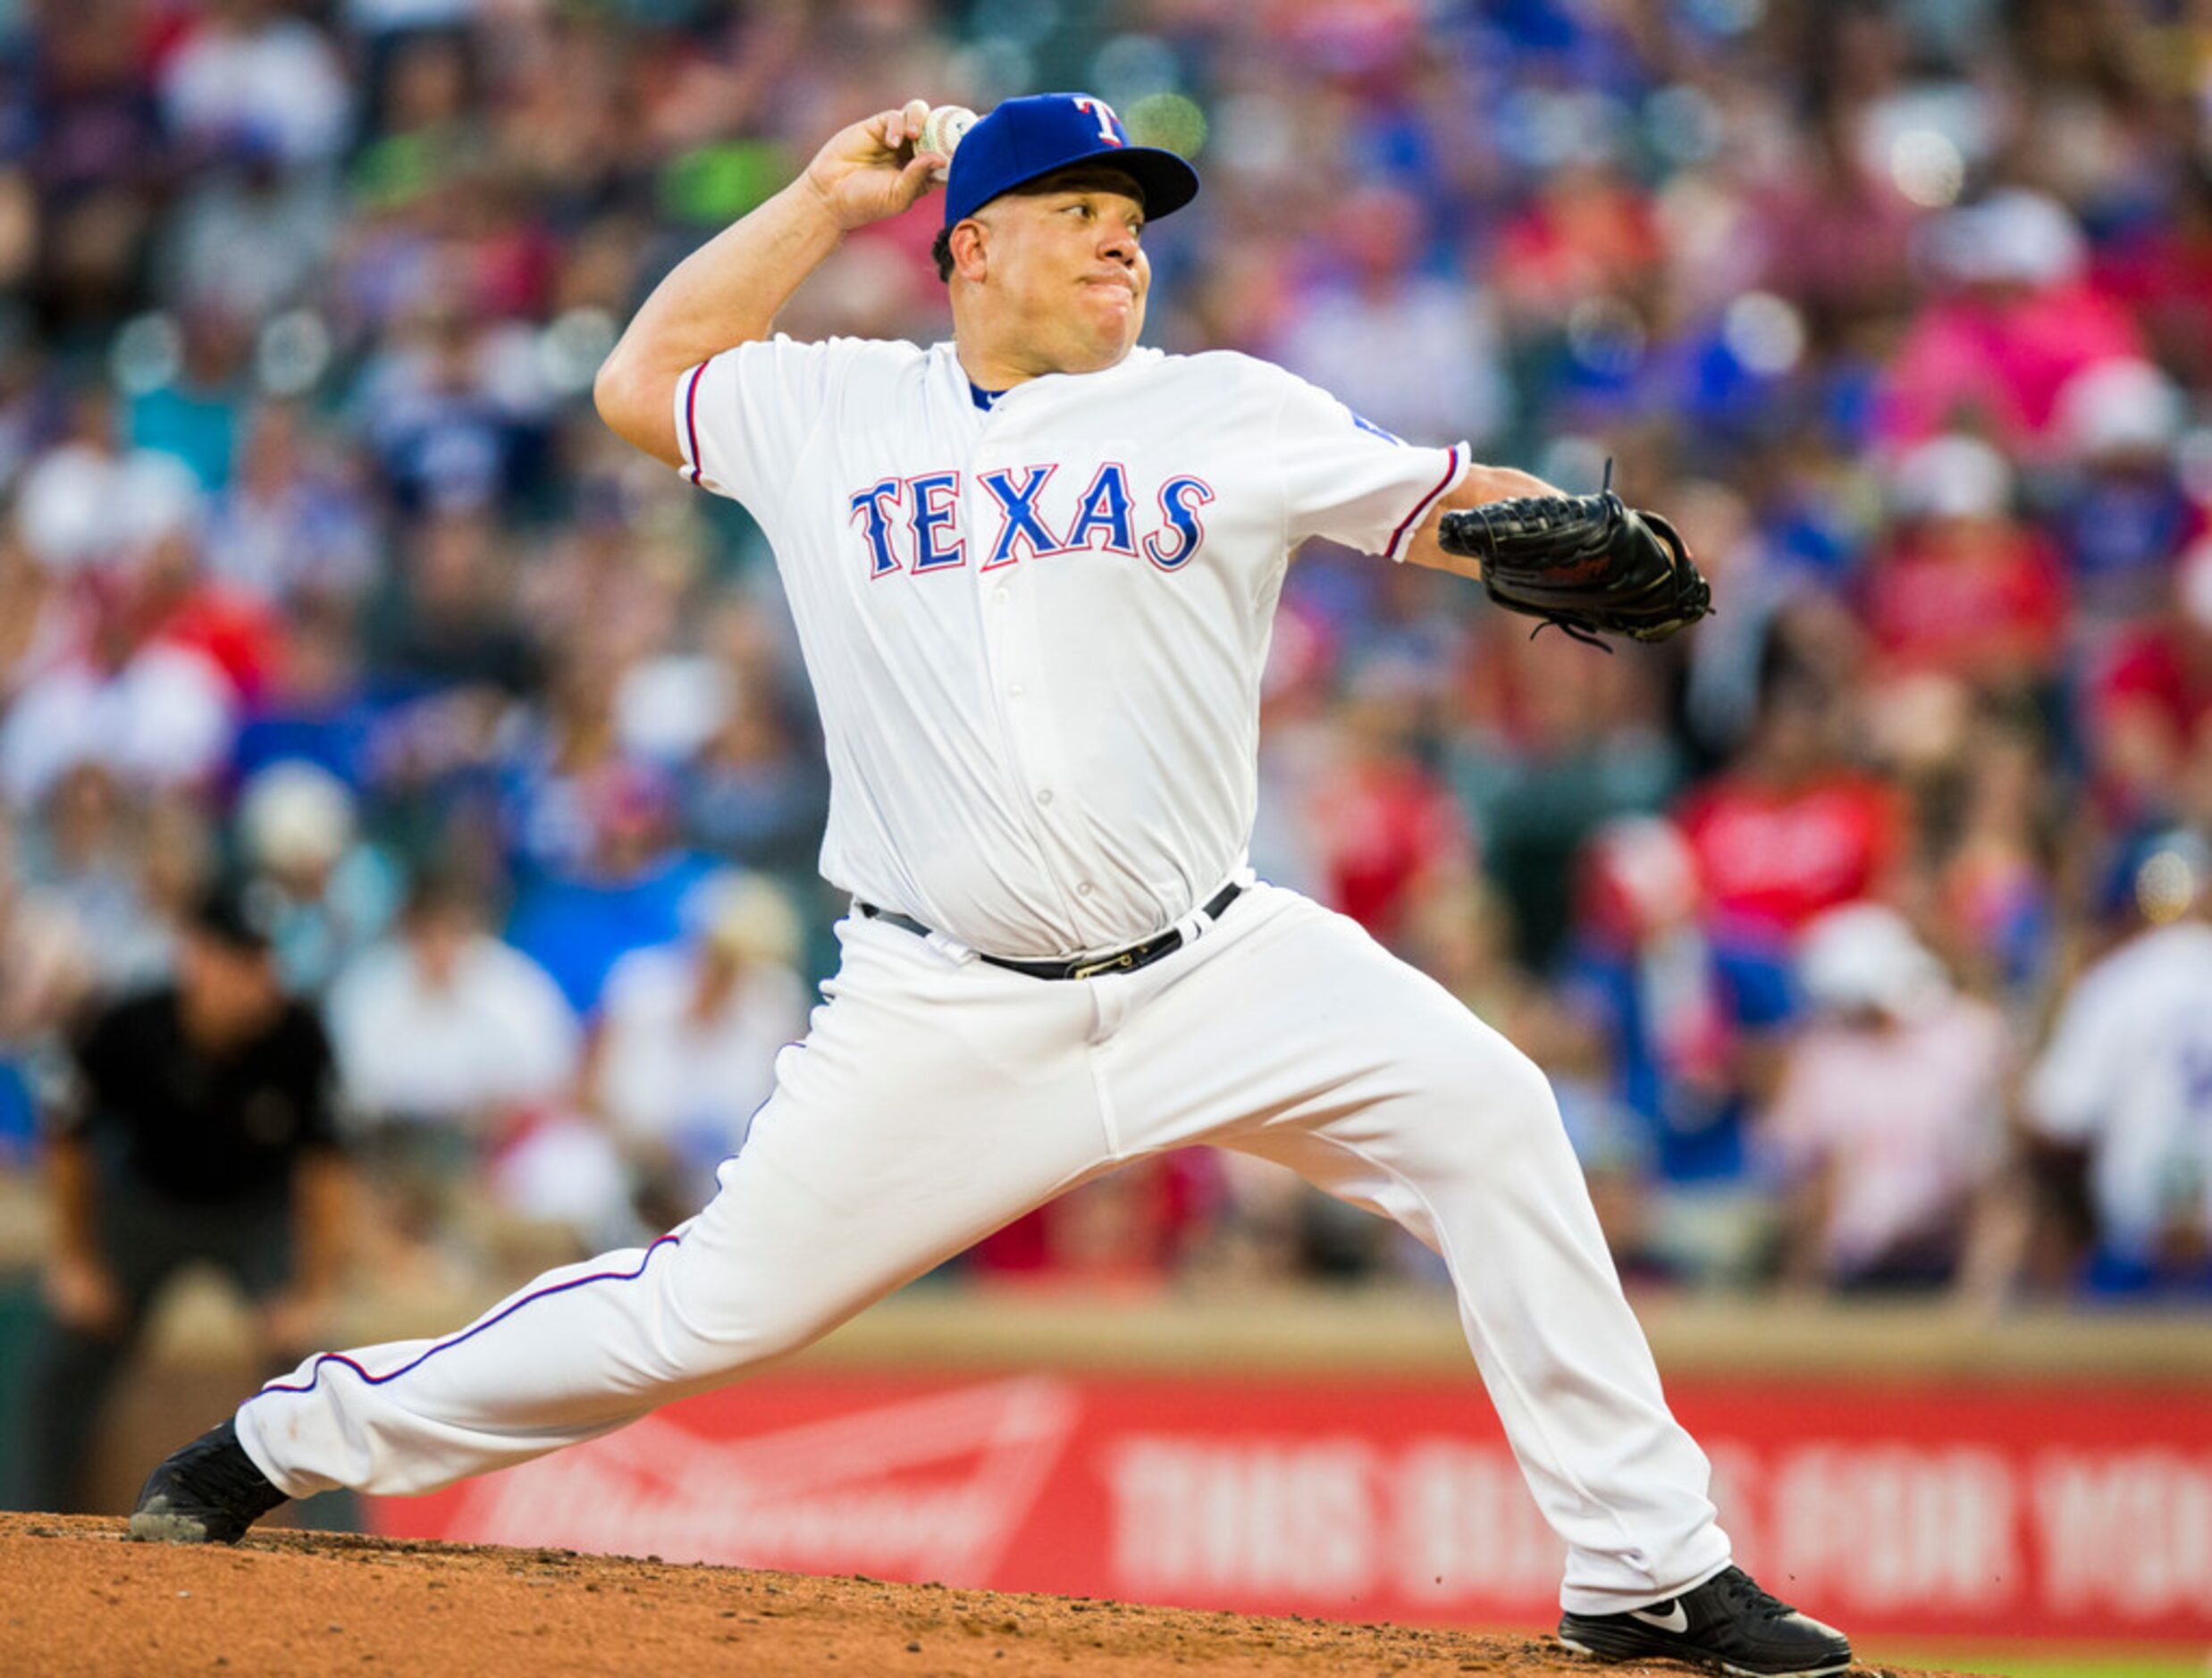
[132,93,1841,1676]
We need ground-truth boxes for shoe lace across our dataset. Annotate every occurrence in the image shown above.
[1713,1567,1797,1624]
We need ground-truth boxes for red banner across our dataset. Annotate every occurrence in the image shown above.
[366,1372,2212,1642]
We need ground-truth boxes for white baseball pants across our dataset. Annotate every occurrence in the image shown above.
[238,883,1730,1613]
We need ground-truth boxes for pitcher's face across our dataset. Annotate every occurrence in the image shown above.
[960,171,1150,374]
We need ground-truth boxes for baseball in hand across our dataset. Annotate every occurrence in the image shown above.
[920,105,976,183]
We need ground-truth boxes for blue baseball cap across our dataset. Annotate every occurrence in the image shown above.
[941,93,1199,230]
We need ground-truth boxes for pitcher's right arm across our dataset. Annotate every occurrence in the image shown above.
[593,97,946,467]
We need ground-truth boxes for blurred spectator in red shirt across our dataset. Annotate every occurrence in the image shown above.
[969,1153,1224,1291]
[9,436,283,707]
[1864,433,2067,693]
[0,450,272,807]
[1678,675,1905,937]
[1313,659,1473,947]
[2093,163,2212,390]
[1494,163,1664,331]
[2083,537,2212,831]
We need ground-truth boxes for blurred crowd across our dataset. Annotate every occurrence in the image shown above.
[3,0,2211,1335]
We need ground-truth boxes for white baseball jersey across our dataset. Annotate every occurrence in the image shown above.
[673,338,1468,958]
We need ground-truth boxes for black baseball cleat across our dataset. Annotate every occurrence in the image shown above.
[129,1419,290,1544]
[1558,1565,1852,1677]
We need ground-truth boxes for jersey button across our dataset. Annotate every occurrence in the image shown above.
[1035,789,1054,806]
[1008,684,1024,699]
[1076,882,1094,896]
[992,587,1011,606]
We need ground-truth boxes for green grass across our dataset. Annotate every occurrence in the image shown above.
[1867,1650,2205,1678]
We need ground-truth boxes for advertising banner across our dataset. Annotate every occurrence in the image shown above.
[366,1372,2212,1641]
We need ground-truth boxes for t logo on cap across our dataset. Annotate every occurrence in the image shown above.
[1072,96,1124,146]
[941,91,1200,230]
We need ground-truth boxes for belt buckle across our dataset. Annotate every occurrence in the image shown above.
[1072,947,1141,980]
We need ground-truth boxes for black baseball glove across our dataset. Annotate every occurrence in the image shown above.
[1435,484,1712,648]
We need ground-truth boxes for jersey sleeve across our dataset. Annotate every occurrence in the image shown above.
[1270,369,1468,561]
[672,334,869,520]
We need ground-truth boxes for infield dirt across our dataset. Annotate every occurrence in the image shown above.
[0,1511,1981,1676]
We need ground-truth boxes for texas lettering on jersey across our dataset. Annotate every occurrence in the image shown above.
[846,464,1216,578]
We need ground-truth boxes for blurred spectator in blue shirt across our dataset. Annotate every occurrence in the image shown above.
[505,760,717,1014]
[2045,357,2199,628]
[1560,815,1797,1284]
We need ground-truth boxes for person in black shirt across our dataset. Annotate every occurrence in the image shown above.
[25,881,350,1514]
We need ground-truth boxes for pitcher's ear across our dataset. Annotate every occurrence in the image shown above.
[949,219,989,283]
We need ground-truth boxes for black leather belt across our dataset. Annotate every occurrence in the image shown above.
[859,881,1243,980]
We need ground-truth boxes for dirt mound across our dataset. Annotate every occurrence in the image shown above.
[0,1512,1977,1676]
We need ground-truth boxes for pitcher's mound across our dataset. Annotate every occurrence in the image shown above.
[0,1512,1974,1675]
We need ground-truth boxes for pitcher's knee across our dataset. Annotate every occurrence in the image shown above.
[1490,1041,1565,1127]
[1414,1024,1561,1124]
[1400,1030,1573,1182]
[665,1289,842,1380]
